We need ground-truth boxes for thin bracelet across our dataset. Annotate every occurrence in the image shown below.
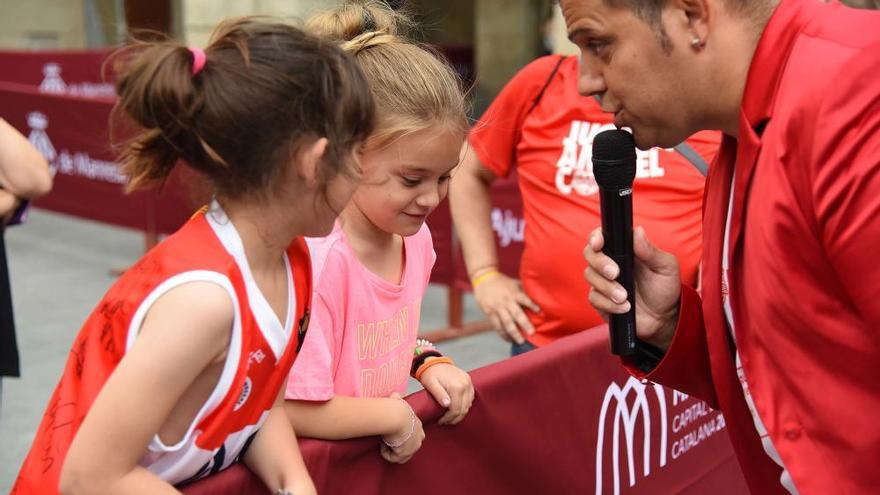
[382,398,416,449]
[471,269,501,288]
[276,490,294,495]
[415,356,455,381]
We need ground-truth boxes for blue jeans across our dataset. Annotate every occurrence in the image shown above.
[510,340,537,356]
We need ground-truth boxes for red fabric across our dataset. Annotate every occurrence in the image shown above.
[182,327,747,495]
[12,216,313,494]
[469,55,718,346]
[633,1,880,492]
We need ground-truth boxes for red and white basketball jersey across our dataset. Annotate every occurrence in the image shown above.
[12,204,312,493]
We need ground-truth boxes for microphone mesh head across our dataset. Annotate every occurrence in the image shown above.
[593,129,637,188]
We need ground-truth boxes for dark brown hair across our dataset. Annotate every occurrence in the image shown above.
[113,17,375,198]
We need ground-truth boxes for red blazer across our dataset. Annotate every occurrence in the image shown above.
[631,0,880,493]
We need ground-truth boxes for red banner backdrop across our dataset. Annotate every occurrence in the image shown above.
[182,327,748,495]
[0,49,115,98]
[0,48,526,288]
[0,84,196,234]
[0,80,524,288]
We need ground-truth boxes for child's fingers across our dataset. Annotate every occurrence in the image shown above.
[452,382,475,424]
[439,406,459,425]
[380,444,395,463]
[455,385,474,423]
[423,377,452,409]
[381,443,410,464]
[438,379,472,425]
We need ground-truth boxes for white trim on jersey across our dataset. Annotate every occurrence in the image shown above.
[125,270,243,454]
[205,201,295,360]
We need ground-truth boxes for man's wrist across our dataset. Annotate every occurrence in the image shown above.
[650,301,681,352]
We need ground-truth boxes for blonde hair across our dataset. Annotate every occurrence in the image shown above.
[308,1,468,151]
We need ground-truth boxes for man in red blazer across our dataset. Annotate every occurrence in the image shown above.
[566,0,880,492]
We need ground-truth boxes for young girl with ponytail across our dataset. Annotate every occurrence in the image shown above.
[13,17,374,495]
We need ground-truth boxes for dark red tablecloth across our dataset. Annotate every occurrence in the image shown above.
[182,327,747,495]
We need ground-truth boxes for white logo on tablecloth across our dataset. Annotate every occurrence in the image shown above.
[39,63,68,94]
[595,378,728,494]
[595,377,667,495]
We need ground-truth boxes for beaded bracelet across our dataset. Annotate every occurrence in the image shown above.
[414,356,455,381]
[382,398,416,449]
[414,338,437,353]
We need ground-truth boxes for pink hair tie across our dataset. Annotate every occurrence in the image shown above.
[189,47,206,76]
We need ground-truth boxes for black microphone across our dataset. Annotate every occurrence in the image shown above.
[592,129,637,356]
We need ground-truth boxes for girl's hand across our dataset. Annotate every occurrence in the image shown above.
[419,363,474,425]
[380,394,425,464]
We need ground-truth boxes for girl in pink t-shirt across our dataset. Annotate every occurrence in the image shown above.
[284,2,474,464]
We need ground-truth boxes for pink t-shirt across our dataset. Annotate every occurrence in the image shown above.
[286,222,436,400]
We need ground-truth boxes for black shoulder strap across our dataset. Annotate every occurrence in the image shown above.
[526,55,566,115]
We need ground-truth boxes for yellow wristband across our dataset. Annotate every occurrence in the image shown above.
[471,269,500,288]
[468,264,498,279]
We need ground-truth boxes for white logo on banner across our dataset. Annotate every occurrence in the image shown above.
[26,111,126,184]
[38,61,116,97]
[39,63,68,94]
[491,208,524,247]
[27,111,58,177]
[595,377,667,495]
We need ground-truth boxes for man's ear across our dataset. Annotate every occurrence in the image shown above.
[296,137,329,188]
[669,0,713,45]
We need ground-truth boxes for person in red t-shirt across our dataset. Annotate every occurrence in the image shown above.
[449,54,719,354]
